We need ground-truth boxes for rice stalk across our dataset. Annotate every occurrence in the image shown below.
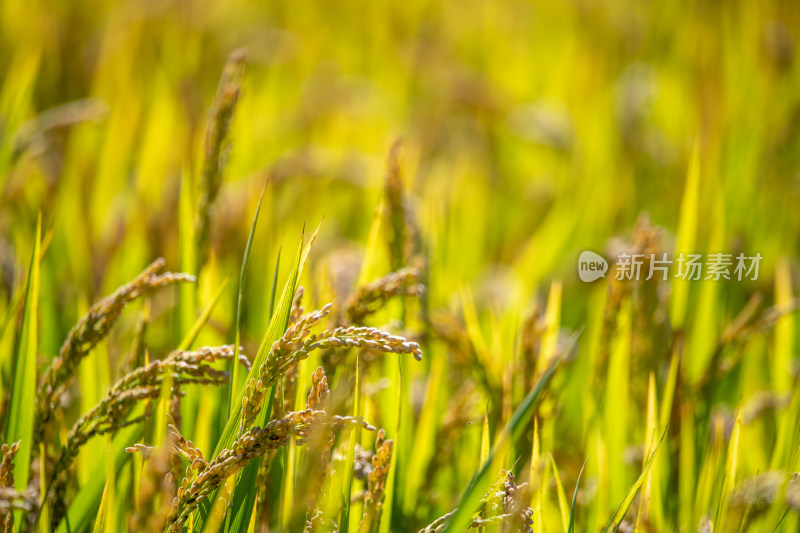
[165,410,374,532]
[357,429,392,533]
[34,258,195,445]
[0,442,21,532]
[47,345,244,522]
[302,367,335,520]
[239,304,422,436]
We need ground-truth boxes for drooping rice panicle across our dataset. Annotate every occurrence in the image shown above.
[47,345,243,521]
[0,442,21,532]
[306,366,330,411]
[289,286,305,328]
[34,258,195,445]
[165,410,374,532]
[357,429,393,533]
[302,367,335,515]
[345,267,424,325]
[239,304,422,435]
[166,344,251,371]
[166,424,208,473]
[195,48,247,263]
[0,443,19,491]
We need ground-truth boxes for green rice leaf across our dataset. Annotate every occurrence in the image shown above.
[669,143,700,330]
[602,427,667,533]
[194,224,320,531]
[230,181,269,408]
[550,453,569,533]
[6,213,40,515]
[567,459,587,533]
[714,406,741,531]
[176,275,230,352]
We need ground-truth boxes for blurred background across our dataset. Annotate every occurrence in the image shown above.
[2,0,800,531]
[2,0,799,298]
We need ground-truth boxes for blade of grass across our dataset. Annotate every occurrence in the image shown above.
[670,143,700,330]
[530,418,542,533]
[550,453,569,533]
[634,374,658,532]
[268,244,282,319]
[658,350,679,430]
[90,480,109,533]
[480,411,490,466]
[402,346,444,516]
[567,459,587,533]
[714,406,741,531]
[38,442,50,533]
[602,427,667,533]
[771,260,795,470]
[177,168,200,440]
[6,213,40,527]
[539,280,562,370]
[378,360,403,533]
[358,198,385,286]
[678,403,696,529]
[102,435,116,533]
[230,181,269,410]
[686,191,725,384]
[695,417,724,528]
[604,296,631,504]
[176,276,230,352]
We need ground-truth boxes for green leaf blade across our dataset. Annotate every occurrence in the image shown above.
[7,214,41,500]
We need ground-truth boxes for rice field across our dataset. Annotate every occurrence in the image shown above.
[1,0,800,532]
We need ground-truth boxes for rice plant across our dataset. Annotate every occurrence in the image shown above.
[2,1,800,532]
